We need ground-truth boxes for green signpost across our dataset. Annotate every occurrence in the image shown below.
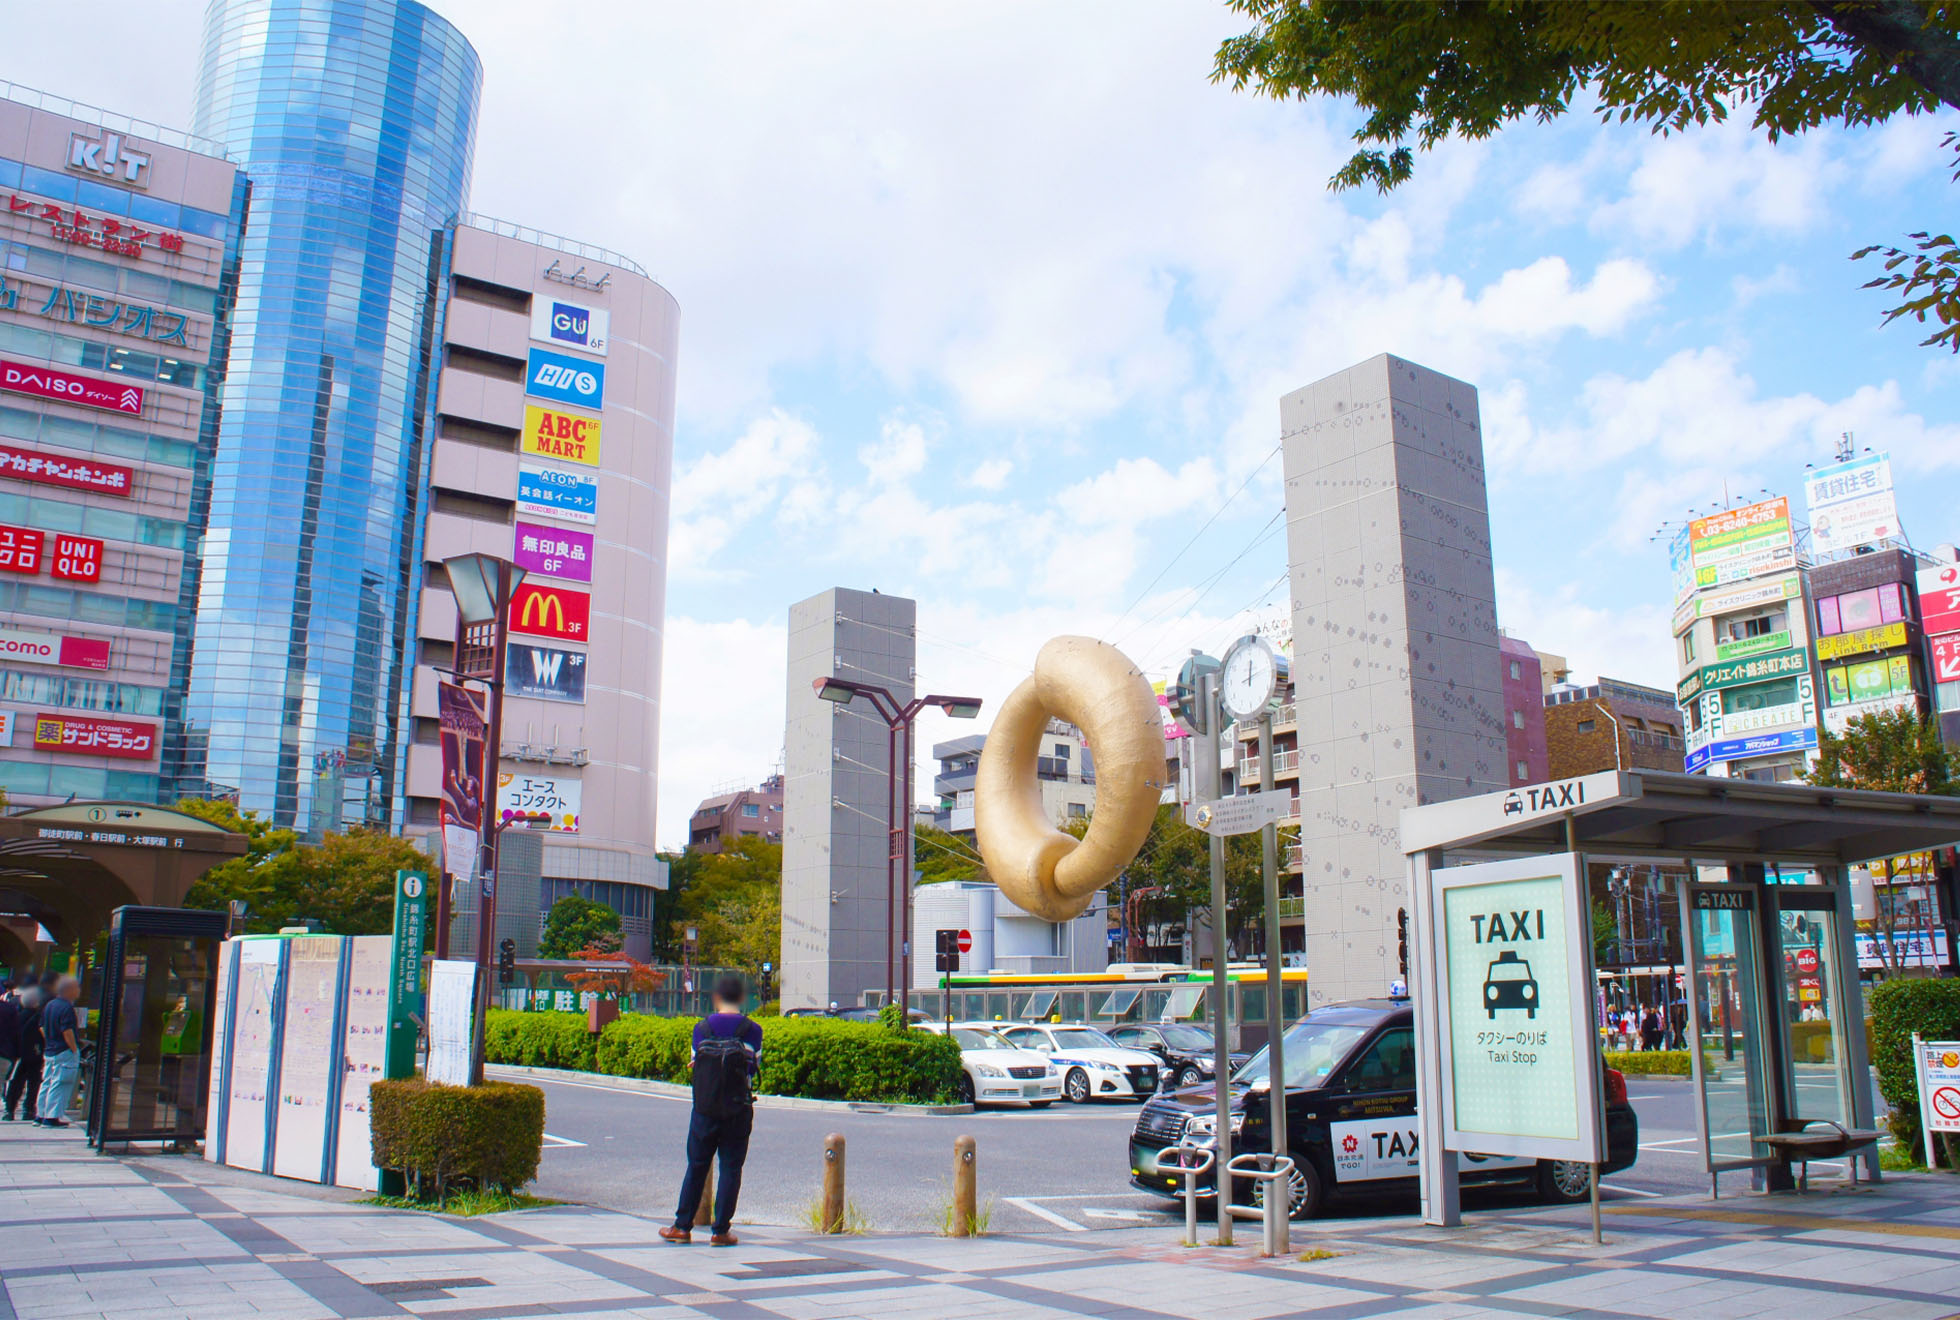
[385,870,428,1081]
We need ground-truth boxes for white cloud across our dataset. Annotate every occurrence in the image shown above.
[1590,117,1841,249]
[968,458,1013,490]
[655,614,788,849]
[668,410,822,580]
[1494,568,1675,694]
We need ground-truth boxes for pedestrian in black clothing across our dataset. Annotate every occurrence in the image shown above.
[4,984,43,1122]
[660,976,761,1247]
[1640,1005,1665,1052]
[0,980,19,1099]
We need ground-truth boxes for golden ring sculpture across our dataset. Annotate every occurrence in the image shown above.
[975,636,1164,921]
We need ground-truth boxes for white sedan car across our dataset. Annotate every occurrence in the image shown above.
[986,1022,1163,1103]
[920,1023,1061,1107]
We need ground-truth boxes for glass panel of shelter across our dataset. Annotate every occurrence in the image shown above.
[1683,880,1776,1172]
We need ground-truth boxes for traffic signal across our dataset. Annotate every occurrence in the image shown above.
[498,937,516,986]
[1396,907,1410,980]
[934,928,959,974]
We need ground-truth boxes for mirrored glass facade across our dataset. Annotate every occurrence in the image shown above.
[181,0,481,830]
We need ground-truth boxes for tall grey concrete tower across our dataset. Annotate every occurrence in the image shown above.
[1281,355,1508,1006]
[781,588,917,1010]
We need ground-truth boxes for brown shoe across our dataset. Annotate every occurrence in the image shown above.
[658,1226,692,1244]
[709,1232,738,1247]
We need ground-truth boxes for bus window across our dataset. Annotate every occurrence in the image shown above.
[1241,984,1266,1024]
[1018,991,1056,1020]
[1060,991,1087,1021]
[1094,989,1142,1020]
[987,992,1010,1021]
[1166,985,1204,1021]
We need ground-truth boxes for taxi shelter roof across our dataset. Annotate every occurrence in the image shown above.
[1400,768,1960,867]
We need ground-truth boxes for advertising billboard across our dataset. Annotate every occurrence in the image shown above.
[1805,452,1898,556]
[0,359,143,415]
[1934,635,1960,684]
[1815,621,1908,661]
[1695,645,1810,693]
[508,582,590,642]
[0,627,109,669]
[506,642,586,704]
[524,346,605,413]
[1688,497,1794,588]
[1669,525,1695,610]
[1714,629,1790,663]
[33,712,156,759]
[50,534,103,584]
[497,773,580,832]
[520,405,601,468]
[1919,563,1960,636]
[513,521,594,583]
[1673,571,1801,633]
[515,462,597,525]
[1683,726,1818,774]
[0,441,134,495]
[530,298,609,357]
[0,525,42,574]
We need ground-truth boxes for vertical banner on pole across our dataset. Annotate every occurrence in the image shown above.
[386,872,428,1081]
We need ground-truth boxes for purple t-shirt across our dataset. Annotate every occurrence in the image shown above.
[693,1013,762,1073]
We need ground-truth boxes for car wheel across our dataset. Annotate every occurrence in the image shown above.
[1064,1068,1091,1104]
[1536,1159,1593,1204]
[1250,1154,1325,1220]
[955,1073,976,1106]
[1176,1065,1203,1090]
[1027,1100,1053,1109]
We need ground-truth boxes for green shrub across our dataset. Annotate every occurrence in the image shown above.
[1603,1049,1690,1076]
[370,1079,544,1198]
[1869,976,1960,1160]
[485,1009,599,1072]
[595,1013,694,1082]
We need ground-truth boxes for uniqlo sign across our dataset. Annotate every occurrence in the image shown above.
[0,441,134,495]
[0,525,44,574]
[0,360,143,415]
[33,712,155,759]
[1934,635,1960,685]
[50,535,102,583]
[508,582,590,641]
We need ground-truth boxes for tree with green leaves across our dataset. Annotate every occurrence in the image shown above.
[914,823,989,885]
[176,799,430,936]
[1213,1,1960,347]
[539,895,623,959]
[670,834,782,977]
[1080,804,1271,959]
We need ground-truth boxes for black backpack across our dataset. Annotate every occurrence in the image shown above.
[692,1019,754,1118]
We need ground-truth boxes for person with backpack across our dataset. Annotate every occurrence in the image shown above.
[660,976,762,1247]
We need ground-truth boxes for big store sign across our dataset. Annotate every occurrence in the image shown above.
[508,582,590,642]
[0,627,109,670]
[524,347,605,412]
[0,360,143,417]
[33,712,154,759]
[516,462,597,524]
[520,405,600,467]
[531,298,609,357]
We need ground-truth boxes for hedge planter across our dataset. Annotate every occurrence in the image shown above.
[1870,976,1960,1161]
[370,1078,545,1200]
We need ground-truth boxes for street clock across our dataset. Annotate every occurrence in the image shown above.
[1219,633,1287,723]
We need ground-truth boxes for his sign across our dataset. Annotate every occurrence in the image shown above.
[1430,852,1601,1163]
[524,346,605,412]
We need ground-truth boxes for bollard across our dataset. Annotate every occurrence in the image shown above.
[1159,1145,1214,1248]
[952,1135,977,1237]
[821,1132,846,1233]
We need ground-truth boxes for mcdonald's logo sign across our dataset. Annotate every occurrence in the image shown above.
[508,582,590,641]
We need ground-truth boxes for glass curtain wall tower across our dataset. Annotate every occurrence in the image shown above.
[181,0,480,829]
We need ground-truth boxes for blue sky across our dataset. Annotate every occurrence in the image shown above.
[10,4,1960,848]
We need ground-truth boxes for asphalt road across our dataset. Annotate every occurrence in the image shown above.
[501,1067,1880,1236]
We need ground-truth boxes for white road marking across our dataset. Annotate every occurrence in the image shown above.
[508,1074,689,1103]
[541,1132,586,1148]
[1081,1207,1171,1221]
[1003,1197,1089,1232]
[1601,1183,1661,1197]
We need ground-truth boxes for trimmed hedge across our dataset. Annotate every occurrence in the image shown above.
[485,1005,600,1072]
[1870,976,1960,1160]
[488,1009,963,1104]
[1603,1049,1690,1076]
[371,1079,545,1198]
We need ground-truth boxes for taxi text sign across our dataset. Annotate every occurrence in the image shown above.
[1432,852,1601,1163]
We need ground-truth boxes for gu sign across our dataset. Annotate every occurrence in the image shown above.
[68,130,151,188]
[531,298,609,357]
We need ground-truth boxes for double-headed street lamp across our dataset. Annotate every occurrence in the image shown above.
[443,552,526,1087]
[813,675,982,1016]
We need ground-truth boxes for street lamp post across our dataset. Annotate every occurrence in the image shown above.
[812,676,982,1017]
[443,552,527,1087]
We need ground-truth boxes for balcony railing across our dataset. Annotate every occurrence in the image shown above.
[1235,703,1297,738]
[1277,896,1305,919]
[1237,749,1300,780]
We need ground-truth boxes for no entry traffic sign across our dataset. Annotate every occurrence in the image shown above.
[957,929,972,954]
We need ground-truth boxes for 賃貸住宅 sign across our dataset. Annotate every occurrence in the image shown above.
[520,405,600,467]
[1688,497,1794,589]
[496,772,580,833]
[1805,452,1899,557]
[1682,726,1818,774]
[1672,571,1802,636]
[67,129,151,187]
[513,520,593,583]
[0,275,195,349]
[1815,621,1909,662]
[1430,852,1601,1163]
[0,362,143,420]
[1918,563,1960,636]
[530,297,609,357]
[507,581,589,642]
[1714,629,1792,663]
[506,642,586,704]
[0,627,110,670]
[516,462,597,524]
[524,347,605,413]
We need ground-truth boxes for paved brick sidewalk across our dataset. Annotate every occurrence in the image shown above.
[3,1120,1957,1319]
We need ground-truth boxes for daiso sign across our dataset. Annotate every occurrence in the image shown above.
[521,405,601,467]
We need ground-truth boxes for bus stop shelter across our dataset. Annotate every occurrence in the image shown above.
[1401,769,1960,1225]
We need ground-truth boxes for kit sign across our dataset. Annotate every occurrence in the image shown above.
[33,712,156,759]
[508,582,590,641]
[531,298,609,356]
[0,360,143,416]
[1816,621,1909,661]
[1431,852,1600,1163]
[1696,646,1809,693]
[1918,564,1960,636]
[497,772,580,833]
[520,405,601,467]
[513,520,594,582]
[506,643,586,704]
[524,346,605,412]
[515,462,597,524]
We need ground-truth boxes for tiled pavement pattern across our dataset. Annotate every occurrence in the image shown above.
[3,1122,1958,1320]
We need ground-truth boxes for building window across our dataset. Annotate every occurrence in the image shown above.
[1515,760,1528,781]
[1509,660,1522,680]
[1724,611,1783,641]
[1066,802,1087,819]
[1512,709,1524,729]
[1681,633,1696,663]
[1053,743,1070,759]
[742,803,759,817]
[1576,719,1596,734]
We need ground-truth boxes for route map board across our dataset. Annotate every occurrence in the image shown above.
[220,939,283,1173]
[273,937,344,1182]
[335,938,392,1191]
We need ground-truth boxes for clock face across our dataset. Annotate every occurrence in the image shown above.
[1221,639,1276,720]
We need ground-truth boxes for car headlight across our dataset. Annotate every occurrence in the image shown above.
[1183,1111,1245,1144]
[1044,1066,1058,1078]
[1521,984,1535,999]
[1486,984,1499,999]
[1092,1061,1121,1073]
[974,1063,1006,1078]
[1196,1058,1215,1072]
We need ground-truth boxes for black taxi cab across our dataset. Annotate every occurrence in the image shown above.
[1128,999,1639,1218]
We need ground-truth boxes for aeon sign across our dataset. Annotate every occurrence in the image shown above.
[524,347,605,412]
[531,298,609,357]
[67,131,151,188]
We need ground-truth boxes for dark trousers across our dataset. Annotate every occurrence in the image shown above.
[6,1054,40,1119]
[673,1107,753,1235]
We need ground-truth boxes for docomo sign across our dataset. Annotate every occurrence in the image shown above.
[507,581,590,641]
[0,627,109,670]
[0,360,143,416]
[33,712,156,759]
